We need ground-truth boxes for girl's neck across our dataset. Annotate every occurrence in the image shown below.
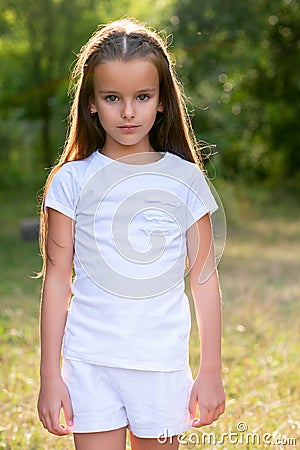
[100,145,162,165]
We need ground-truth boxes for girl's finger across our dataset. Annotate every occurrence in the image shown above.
[197,406,213,427]
[191,417,201,427]
[212,407,221,422]
[62,394,74,428]
[188,390,197,420]
[39,410,52,433]
[219,400,226,415]
[49,407,69,436]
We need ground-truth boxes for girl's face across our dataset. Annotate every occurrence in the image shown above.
[90,59,163,157]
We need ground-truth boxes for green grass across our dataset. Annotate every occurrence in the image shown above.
[0,183,299,449]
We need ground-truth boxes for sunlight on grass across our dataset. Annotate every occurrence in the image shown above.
[0,185,299,449]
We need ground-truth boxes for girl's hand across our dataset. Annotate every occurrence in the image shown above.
[37,376,74,436]
[188,370,226,428]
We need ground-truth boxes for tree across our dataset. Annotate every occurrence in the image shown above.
[170,0,300,185]
[0,0,174,182]
[247,0,300,184]
[2,0,104,167]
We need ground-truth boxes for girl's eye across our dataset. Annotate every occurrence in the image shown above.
[106,95,119,102]
[137,94,149,101]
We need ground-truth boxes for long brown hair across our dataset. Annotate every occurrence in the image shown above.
[39,18,203,275]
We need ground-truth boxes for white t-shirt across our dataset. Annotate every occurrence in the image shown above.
[45,150,218,371]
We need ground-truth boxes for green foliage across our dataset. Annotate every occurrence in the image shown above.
[0,0,174,187]
[0,0,299,190]
[169,0,300,186]
[247,0,300,182]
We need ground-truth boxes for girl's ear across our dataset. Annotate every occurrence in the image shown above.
[89,98,97,114]
[90,105,97,114]
[157,101,164,113]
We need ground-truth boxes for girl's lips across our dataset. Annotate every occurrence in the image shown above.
[118,125,140,132]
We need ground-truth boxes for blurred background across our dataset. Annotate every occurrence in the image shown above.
[0,0,299,448]
[1,0,300,191]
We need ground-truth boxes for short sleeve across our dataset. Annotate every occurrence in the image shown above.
[45,163,78,219]
[186,166,218,229]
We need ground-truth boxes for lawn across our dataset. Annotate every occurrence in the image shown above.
[0,182,299,449]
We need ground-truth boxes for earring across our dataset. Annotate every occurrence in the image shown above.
[90,109,97,115]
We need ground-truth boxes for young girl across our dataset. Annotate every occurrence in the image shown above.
[37,18,225,450]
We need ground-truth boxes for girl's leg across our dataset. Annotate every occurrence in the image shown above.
[129,432,179,450]
[74,427,127,450]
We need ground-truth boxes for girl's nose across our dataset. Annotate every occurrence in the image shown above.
[122,101,135,119]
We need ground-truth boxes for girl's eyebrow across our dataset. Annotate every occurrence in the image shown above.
[136,88,157,93]
[98,88,157,94]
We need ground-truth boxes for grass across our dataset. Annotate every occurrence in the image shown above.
[0,181,299,449]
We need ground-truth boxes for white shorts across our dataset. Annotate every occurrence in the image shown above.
[62,359,193,438]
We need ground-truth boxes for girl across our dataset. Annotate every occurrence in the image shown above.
[37,18,225,450]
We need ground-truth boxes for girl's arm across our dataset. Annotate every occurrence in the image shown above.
[37,208,74,436]
[186,213,226,427]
